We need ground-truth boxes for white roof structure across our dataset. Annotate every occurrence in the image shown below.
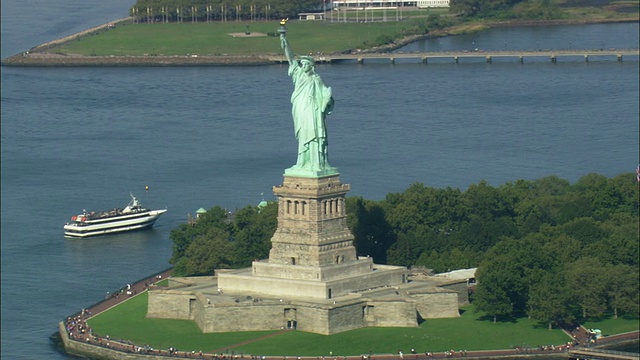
[434,268,477,280]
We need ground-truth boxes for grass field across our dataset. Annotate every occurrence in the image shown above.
[84,290,638,356]
[53,20,413,56]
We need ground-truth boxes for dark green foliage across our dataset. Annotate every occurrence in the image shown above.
[381,173,637,326]
[560,217,607,245]
[470,173,638,326]
[370,33,397,47]
[168,172,638,324]
[604,263,640,319]
[232,202,278,267]
[169,206,230,266]
[131,0,324,23]
[169,203,276,276]
[565,257,610,319]
[511,0,561,20]
[174,226,235,276]
[528,271,576,329]
[584,213,640,266]
[450,0,563,20]
[346,197,395,264]
[425,14,453,30]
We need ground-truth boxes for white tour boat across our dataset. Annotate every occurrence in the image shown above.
[64,194,167,238]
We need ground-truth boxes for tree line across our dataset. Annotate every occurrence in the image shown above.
[449,0,565,20]
[129,0,322,23]
[128,0,574,24]
[169,172,639,328]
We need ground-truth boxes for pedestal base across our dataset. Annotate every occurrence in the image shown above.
[284,166,339,178]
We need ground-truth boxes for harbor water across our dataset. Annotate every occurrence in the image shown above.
[1,1,639,358]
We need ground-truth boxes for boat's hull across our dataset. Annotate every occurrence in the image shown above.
[64,209,167,238]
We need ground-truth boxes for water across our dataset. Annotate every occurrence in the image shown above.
[1,2,639,358]
[398,22,640,52]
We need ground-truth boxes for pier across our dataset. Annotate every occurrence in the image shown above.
[268,49,640,64]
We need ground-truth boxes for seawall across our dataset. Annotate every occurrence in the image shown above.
[1,53,274,67]
[3,17,637,67]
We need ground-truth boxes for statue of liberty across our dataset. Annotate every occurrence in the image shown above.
[279,19,337,177]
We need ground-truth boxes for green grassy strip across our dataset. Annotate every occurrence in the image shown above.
[88,292,276,351]
[582,316,640,336]
[86,291,636,356]
[53,21,409,56]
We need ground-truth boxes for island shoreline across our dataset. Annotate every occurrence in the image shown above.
[2,17,637,67]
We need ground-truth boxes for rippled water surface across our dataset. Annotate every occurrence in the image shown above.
[1,3,638,358]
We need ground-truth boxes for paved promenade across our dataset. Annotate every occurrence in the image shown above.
[61,271,639,359]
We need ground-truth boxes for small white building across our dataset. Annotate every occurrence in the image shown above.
[298,12,325,20]
[417,0,450,8]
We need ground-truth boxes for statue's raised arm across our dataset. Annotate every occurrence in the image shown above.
[277,19,337,178]
[279,19,295,64]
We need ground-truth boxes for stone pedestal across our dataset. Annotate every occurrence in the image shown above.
[217,174,407,299]
[269,174,355,269]
[149,173,460,335]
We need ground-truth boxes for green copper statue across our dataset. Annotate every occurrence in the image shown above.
[279,19,337,177]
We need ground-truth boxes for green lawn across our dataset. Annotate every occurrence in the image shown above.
[583,315,640,337]
[88,292,275,352]
[84,291,637,356]
[53,21,409,56]
[43,4,638,58]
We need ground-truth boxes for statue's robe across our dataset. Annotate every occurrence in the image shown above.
[289,61,334,170]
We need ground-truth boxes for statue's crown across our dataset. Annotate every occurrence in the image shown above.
[300,55,314,64]
[280,18,288,26]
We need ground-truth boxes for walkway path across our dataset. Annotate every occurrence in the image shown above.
[64,267,172,340]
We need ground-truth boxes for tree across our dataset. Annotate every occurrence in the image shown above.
[512,0,560,20]
[386,231,427,266]
[415,250,447,273]
[604,264,639,319]
[559,217,606,246]
[131,0,323,22]
[472,265,514,322]
[532,176,571,197]
[584,213,639,266]
[347,197,396,264]
[573,173,638,220]
[473,235,556,317]
[178,226,235,276]
[169,206,230,266]
[232,202,277,267]
[449,0,487,17]
[540,233,582,266]
[554,192,594,225]
[458,181,518,252]
[565,257,609,319]
[528,271,575,329]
